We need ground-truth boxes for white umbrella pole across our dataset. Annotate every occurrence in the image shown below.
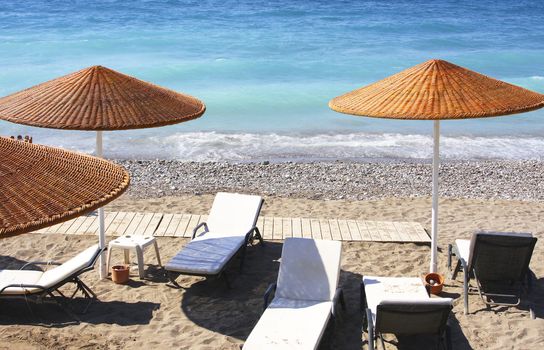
[430,120,440,273]
[96,131,107,279]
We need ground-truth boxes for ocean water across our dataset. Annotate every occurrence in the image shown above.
[1,0,544,161]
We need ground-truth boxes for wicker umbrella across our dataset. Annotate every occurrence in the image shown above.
[0,136,130,237]
[329,59,544,273]
[0,65,205,278]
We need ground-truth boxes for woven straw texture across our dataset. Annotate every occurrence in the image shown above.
[329,59,544,120]
[0,66,205,130]
[0,137,130,237]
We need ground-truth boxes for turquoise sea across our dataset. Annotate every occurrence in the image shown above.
[1,0,544,161]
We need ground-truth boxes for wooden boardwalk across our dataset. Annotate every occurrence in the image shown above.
[34,211,430,243]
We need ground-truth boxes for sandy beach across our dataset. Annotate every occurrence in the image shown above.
[0,181,543,349]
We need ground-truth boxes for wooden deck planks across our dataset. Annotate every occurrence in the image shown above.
[310,219,322,240]
[273,217,283,240]
[31,210,429,243]
[319,219,332,240]
[182,214,199,238]
[263,216,273,240]
[154,213,174,237]
[301,218,312,239]
[282,217,292,239]
[347,220,362,241]
[112,212,136,236]
[337,220,352,241]
[328,219,342,241]
[292,218,302,238]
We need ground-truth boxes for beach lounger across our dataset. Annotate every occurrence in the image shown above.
[165,192,264,287]
[243,237,345,350]
[0,245,102,312]
[361,276,453,350]
[448,231,537,315]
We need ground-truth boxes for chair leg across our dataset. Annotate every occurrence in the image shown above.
[106,246,112,275]
[365,308,375,350]
[165,271,182,289]
[135,246,145,279]
[153,240,162,267]
[447,244,452,269]
[451,260,461,280]
[254,227,264,246]
[379,334,386,350]
[463,265,469,314]
[124,249,130,265]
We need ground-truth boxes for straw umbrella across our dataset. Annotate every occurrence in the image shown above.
[329,59,544,273]
[0,65,205,278]
[0,136,129,237]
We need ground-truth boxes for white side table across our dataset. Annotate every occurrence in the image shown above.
[107,235,162,279]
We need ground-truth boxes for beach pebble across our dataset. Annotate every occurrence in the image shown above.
[115,159,544,201]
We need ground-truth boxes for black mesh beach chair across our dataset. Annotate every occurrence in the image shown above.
[448,231,537,315]
[361,276,453,350]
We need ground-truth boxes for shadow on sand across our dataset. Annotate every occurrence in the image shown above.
[0,298,159,327]
[179,241,364,349]
[0,255,159,328]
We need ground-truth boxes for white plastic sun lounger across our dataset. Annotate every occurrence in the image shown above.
[361,276,453,350]
[0,245,102,312]
[243,238,345,350]
[448,231,537,315]
[165,192,264,287]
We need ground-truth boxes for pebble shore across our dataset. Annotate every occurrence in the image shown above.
[116,159,544,201]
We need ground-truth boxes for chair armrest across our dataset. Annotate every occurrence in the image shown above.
[20,261,61,271]
[0,283,45,294]
[332,288,346,319]
[244,226,258,244]
[192,222,208,239]
[263,283,277,311]
[460,257,468,271]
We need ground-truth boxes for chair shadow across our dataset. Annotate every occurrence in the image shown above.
[0,255,40,270]
[527,275,544,319]
[466,274,544,318]
[0,298,159,327]
[0,255,159,328]
[179,241,364,349]
[380,312,471,350]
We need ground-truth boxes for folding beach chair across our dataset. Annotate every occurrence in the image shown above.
[448,231,537,315]
[361,276,453,350]
[243,238,345,350]
[165,192,264,288]
[0,245,102,313]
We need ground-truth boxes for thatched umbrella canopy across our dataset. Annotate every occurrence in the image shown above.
[0,65,205,278]
[330,59,544,273]
[0,65,205,130]
[0,136,129,237]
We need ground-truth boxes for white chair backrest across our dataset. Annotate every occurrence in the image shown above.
[468,231,533,269]
[38,245,100,288]
[276,238,342,302]
[205,192,263,237]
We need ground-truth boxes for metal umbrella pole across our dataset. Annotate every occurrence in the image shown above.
[96,131,107,279]
[430,120,440,273]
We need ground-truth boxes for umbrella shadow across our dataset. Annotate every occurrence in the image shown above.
[179,241,364,349]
